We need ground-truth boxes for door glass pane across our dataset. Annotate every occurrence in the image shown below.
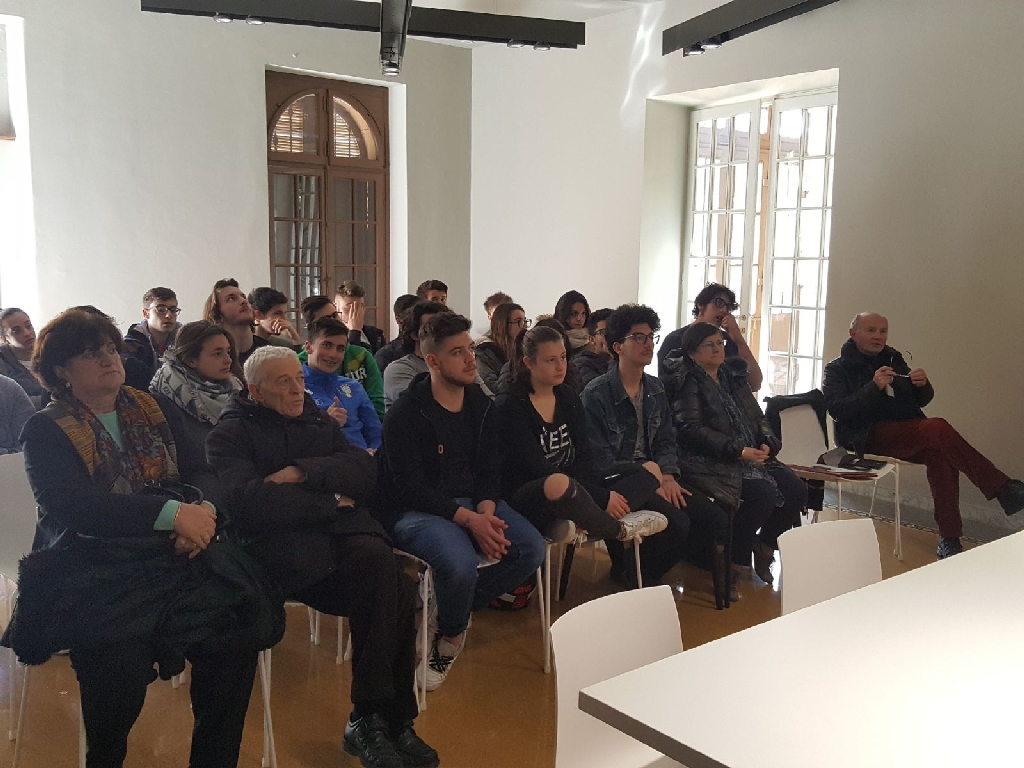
[795,259,820,308]
[771,259,794,306]
[711,166,728,210]
[767,354,790,397]
[775,161,800,208]
[768,310,792,353]
[694,169,711,211]
[690,214,709,257]
[792,357,815,394]
[731,164,747,209]
[806,107,829,156]
[828,106,839,155]
[798,210,823,259]
[273,221,321,266]
[794,310,817,356]
[714,117,732,163]
[709,214,727,259]
[355,266,377,306]
[696,120,713,165]
[801,159,826,208]
[777,110,803,159]
[271,94,319,154]
[686,260,706,304]
[773,211,796,259]
[332,178,354,222]
[819,260,830,306]
[826,158,834,207]
[354,225,376,264]
[355,180,377,221]
[733,113,750,162]
[706,259,728,286]
[729,261,743,293]
[823,211,832,260]
[274,266,322,304]
[729,213,744,258]
[273,175,320,219]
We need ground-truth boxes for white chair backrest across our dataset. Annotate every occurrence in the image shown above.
[0,452,37,585]
[551,586,683,768]
[775,404,828,466]
[778,518,882,615]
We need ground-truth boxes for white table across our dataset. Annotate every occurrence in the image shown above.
[579,530,1024,768]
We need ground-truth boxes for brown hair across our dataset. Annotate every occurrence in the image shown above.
[511,324,565,391]
[172,320,242,381]
[488,302,525,363]
[33,309,124,391]
[335,280,366,299]
[483,291,513,314]
[202,278,240,323]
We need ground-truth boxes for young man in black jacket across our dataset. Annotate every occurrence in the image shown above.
[379,313,545,692]
[207,345,438,768]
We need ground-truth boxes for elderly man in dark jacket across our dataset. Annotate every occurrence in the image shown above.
[206,345,438,768]
[822,312,1024,559]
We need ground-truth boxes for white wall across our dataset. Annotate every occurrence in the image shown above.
[0,0,472,328]
[471,0,1024,526]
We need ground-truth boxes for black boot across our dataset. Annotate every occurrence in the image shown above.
[390,721,440,767]
[343,713,404,768]
[997,479,1024,516]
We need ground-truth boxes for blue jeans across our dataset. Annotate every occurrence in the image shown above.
[391,499,546,638]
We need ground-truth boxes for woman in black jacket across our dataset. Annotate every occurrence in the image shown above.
[662,323,806,595]
[496,325,670,554]
[475,301,528,394]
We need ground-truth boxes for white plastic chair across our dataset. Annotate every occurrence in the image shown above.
[777,517,882,615]
[550,586,685,768]
[777,404,903,559]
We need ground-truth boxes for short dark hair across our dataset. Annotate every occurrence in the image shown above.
[420,312,471,356]
[416,279,448,298]
[33,309,124,391]
[586,308,614,336]
[692,283,736,318]
[604,304,661,359]
[248,287,289,315]
[203,278,240,323]
[404,301,449,342]
[483,291,513,314]
[0,307,27,340]
[679,322,724,356]
[335,280,366,299]
[142,287,176,306]
[511,324,564,390]
[299,295,335,327]
[393,294,419,317]
[307,315,349,342]
[554,290,591,327]
[172,321,241,379]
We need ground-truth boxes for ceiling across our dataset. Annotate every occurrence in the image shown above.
[351,0,657,23]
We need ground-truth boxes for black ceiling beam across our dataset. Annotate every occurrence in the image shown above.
[663,0,840,56]
[140,0,586,48]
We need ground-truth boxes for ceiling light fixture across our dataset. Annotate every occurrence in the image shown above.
[533,42,551,51]
[701,36,723,49]
[682,44,705,56]
[245,15,264,25]
[507,39,527,48]
[381,61,401,76]
[213,12,232,22]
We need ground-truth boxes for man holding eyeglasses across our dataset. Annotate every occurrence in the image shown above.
[125,286,182,380]
[657,283,764,391]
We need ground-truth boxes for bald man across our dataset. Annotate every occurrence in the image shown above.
[822,312,1024,559]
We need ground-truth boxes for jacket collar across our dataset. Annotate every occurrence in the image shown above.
[606,362,663,404]
[840,337,895,365]
[219,390,325,425]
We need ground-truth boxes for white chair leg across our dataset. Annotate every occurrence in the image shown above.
[554,543,564,603]
[633,537,644,589]
[893,464,903,560]
[11,663,31,768]
[7,650,15,741]
[543,544,553,674]
[837,483,843,517]
[535,564,547,673]
[259,650,277,768]
[418,570,430,711]
[78,704,86,768]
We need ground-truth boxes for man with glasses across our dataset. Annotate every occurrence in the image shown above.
[570,307,614,390]
[657,283,764,391]
[823,312,1024,559]
[582,304,729,589]
[125,287,182,379]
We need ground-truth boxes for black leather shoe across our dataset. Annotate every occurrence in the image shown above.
[390,722,440,768]
[998,479,1024,516]
[343,713,404,768]
[936,537,963,560]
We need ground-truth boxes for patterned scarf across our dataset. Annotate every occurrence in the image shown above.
[150,356,241,426]
[43,387,179,494]
[566,328,591,351]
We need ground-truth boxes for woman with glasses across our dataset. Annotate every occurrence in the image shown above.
[657,283,764,391]
[475,302,529,394]
[662,322,805,601]
[553,290,592,359]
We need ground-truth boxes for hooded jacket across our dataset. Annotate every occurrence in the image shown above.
[125,320,180,378]
[661,353,779,512]
[206,391,384,592]
[822,338,934,452]
[301,363,382,451]
[377,371,500,532]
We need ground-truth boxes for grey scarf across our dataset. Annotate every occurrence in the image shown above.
[150,356,241,426]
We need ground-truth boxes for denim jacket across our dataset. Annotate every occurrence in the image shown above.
[581,364,680,477]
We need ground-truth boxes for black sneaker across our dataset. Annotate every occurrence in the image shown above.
[390,722,440,768]
[936,537,963,560]
[997,479,1024,516]
[343,712,404,768]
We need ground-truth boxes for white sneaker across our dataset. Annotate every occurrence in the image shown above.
[546,518,576,544]
[423,633,465,692]
[617,509,668,541]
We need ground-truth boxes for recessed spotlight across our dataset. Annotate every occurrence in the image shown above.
[701,36,723,50]
[381,61,401,77]
[682,44,705,56]
[213,12,232,23]
[533,42,552,51]
[507,40,527,48]
[245,16,264,25]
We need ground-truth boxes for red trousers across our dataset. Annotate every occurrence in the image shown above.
[866,418,1009,538]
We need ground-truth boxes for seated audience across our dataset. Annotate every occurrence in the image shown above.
[10,309,277,768]
[73,305,156,392]
[658,283,764,391]
[0,307,45,404]
[582,305,729,597]
[378,313,545,691]
[553,290,592,358]
[662,323,805,599]
[375,294,421,374]
[0,373,34,453]
[496,325,670,568]
[475,302,528,394]
[300,296,385,418]
[569,307,613,389]
[207,346,437,768]
[302,316,382,453]
[203,278,269,368]
[335,280,387,354]
[124,287,181,379]
[415,279,448,306]
[823,312,1024,559]
[248,286,301,347]
[483,291,514,321]
[150,320,243,463]
[494,317,580,395]
[383,301,492,408]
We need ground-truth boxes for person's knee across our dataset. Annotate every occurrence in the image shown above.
[543,473,571,501]
[641,461,662,484]
[922,418,958,448]
[507,524,547,570]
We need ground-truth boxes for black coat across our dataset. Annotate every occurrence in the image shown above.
[206,392,384,593]
[569,350,612,392]
[349,326,387,356]
[495,382,610,508]
[821,339,934,452]
[661,354,780,512]
[377,371,501,532]
[474,340,506,396]
[375,337,413,374]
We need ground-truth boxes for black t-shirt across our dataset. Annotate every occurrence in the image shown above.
[238,335,271,368]
[537,398,576,471]
[434,404,477,499]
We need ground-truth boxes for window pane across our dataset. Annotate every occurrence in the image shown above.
[826,158,834,207]
[332,97,379,160]
[823,211,832,260]
[777,109,803,159]
[801,158,826,208]
[731,164,747,209]
[756,161,764,214]
[729,213,744,258]
[272,174,297,219]
[829,105,839,155]
[798,210,823,259]
[729,261,743,295]
[711,166,727,210]
[690,214,709,257]
[333,266,355,294]
[767,354,790,397]
[694,168,711,211]
[775,161,800,208]
[768,310,793,353]
[274,266,322,304]
[332,178,354,222]
[686,259,707,303]
[271,93,319,154]
[333,224,354,265]
[709,213,727,259]
[773,210,796,259]
[806,107,829,156]
[714,117,732,163]
[706,259,728,286]
[733,113,750,162]
[771,259,794,306]
[355,180,376,222]
[819,259,830,306]
[355,266,377,306]
[792,356,815,394]
[274,221,321,266]
[795,259,820,308]
[759,104,770,136]
[354,224,376,264]
[816,311,827,358]
[794,309,817,357]
[696,120,713,166]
